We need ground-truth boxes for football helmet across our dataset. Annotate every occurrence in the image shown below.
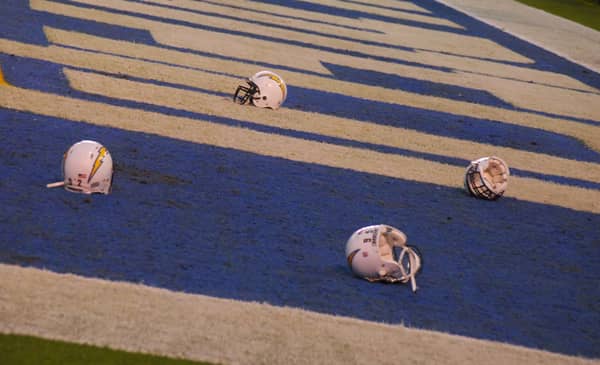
[233,70,287,109]
[464,156,509,200]
[345,224,422,292]
[47,140,113,194]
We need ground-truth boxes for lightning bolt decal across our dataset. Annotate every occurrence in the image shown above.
[269,74,286,98]
[88,146,107,183]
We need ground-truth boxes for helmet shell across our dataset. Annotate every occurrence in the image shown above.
[464,156,509,200]
[345,224,407,280]
[249,71,287,109]
[62,140,113,194]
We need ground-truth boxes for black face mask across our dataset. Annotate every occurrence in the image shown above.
[233,79,258,105]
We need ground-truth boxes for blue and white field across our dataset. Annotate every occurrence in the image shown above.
[0,0,599,364]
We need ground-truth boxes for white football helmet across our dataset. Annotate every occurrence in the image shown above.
[345,224,422,292]
[47,140,113,194]
[464,156,509,200]
[234,70,287,109]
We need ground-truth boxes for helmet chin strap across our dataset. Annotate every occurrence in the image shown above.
[46,181,65,188]
[380,228,422,292]
[396,246,421,292]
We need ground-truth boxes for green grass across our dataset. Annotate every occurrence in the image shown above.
[514,0,600,31]
[0,333,216,365]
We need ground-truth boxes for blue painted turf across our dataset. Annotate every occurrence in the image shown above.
[1,110,599,357]
[4,51,600,196]
[1,0,599,358]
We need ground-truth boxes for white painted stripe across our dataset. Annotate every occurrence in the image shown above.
[0,264,594,365]
[143,0,462,32]
[31,0,547,86]
[180,0,386,33]
[63,67,600,185]
[40,0,531,63]
[2,36,598,152]
[1,85,599,213]
[45,26,600,122]
[301,0,433,14]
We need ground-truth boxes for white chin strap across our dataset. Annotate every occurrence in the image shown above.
[377,227,422,292]
[395,246,421,292]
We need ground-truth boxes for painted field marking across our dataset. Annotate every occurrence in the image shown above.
[63,67,600,185]
[0,1,599,361]
[31,0,528,74]
[32,0,600,121]
[44,26,600,122]
[2,36,598,152]
[147,0,462,30]
[144,27,596,94]
[1,85,598,213]
[67,0,529,63]
[1,264,591,365]
[302,0,434,15]
[31,0,328,74]
[34,0,590,94]
[206,0,388,33]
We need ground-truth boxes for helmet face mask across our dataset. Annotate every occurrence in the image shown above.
[464,156,509,200]
[233,70,286,109]
[345,224,422,292]
[233,80,258,106]
[49,140,114,195]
